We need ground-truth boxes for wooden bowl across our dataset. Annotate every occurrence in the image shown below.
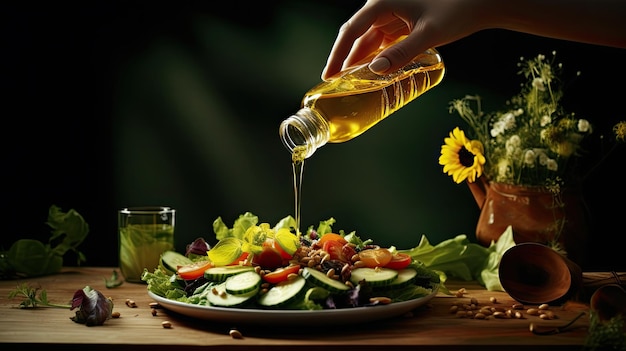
[499,242,582,305]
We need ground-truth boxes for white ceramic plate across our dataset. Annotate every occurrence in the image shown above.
[148,285,438,325]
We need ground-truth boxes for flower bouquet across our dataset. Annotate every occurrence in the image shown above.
[438,52,625,265]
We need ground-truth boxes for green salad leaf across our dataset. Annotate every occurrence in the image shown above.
[1,205,89,279]
[400,226,515,291]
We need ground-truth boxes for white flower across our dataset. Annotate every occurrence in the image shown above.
[523,149,537,166]
[532,77,546,91]
[506,135,521,155]
[490,112,517,137]
[545,158,558,171]
[578,119,592,133]
[540,115,552,127]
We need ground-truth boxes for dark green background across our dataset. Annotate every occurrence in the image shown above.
[4,1,624,271]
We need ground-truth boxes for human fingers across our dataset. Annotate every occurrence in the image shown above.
[321,2,384,80]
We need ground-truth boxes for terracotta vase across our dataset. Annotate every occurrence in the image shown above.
[467,177,589,267]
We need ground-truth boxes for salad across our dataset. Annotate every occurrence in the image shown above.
[142,212,440,310]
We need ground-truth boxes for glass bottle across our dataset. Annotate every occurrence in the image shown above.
[279,39,445,159]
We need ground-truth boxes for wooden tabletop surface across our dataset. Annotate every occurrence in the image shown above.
[0,267,593,350]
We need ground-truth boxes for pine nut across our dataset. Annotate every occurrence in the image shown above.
[162,321,172,328]
[538,303,549,310]
[111,311,121,318]
[229,329,243,339]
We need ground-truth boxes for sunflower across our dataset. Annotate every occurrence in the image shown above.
[439,127,486,183]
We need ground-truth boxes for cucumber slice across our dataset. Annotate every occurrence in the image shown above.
[375,268,418,290]
[160,251,193,274]
[302,267,350,293]
[207,282,257,307]
[349,267,399,287]
[225,270,262,295]
[258,276,307,308]
[204,266,255,282]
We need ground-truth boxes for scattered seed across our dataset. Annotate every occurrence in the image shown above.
[474,313,486,320]
[229,329,243,339]
[161,321,172,328]
[527,308,540,316]
[151,309,157,316]
[538,304,549,310]
[149,302,160,309]
[125,299,137,308]
[370,297,392,305]
[512,303,524,310]
[489,297,497,303]
[111,311,121,318]
[450,305,459,314]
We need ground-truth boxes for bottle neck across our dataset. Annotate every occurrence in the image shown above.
[279,107,330,159]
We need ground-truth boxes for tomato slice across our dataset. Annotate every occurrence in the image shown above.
[262,265,301,284]
[318,233,348,246]
[227,252,250,265]
[384,253,412,270]
[358,248,393,268]
[272,240,293,260]
[322,240,346,262]
[177,260,213,280]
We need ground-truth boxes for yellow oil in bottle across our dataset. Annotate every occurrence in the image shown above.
[302,54,445,144]
[280,40,445,235]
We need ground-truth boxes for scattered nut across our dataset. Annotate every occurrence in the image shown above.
[149,302,160,309]
[229,329,243,339]
[369,297,392,305]
[489,296,497,304]
[161,321,172,328]
[151,309,157,316]
[111,311,121,318]
[538,303,549,310]
[512,303,525,310]
[125,299,137,308]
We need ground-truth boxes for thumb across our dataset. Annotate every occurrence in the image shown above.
[368,35,432,74]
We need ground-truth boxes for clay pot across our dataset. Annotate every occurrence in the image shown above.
[499,242,583,305]
[467,177,588,267]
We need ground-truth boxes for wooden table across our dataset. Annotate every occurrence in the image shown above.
[0,267,591,350]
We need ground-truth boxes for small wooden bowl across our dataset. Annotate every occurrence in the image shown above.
[499,242,582,305]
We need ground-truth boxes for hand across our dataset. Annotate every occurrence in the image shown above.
[321,0,484,80]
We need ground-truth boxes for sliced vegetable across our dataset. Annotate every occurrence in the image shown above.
[302,267,350,293]
[258,275,307,307]
[358,248,393,268]
[322,240,347,262]
[384,253,412,270]
[349,267,398,287]
[177,260,213,280]
[377,268,418,289]
[207,282,257,307]
[204,265,255,282]
[262,265,301,284]
[160,251,194,275]
[225,271,262,295]
[317,233,347,246]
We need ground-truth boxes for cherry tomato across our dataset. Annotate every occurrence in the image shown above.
[177,260,213,280]
[323,240,346,261]
[262,265,301,284]
[358,248,393,268]
[251,247,284,270]
[317,233,348,246]
[384,253,412,270]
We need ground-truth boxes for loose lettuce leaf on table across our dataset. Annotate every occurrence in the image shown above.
[400,226,515,291]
